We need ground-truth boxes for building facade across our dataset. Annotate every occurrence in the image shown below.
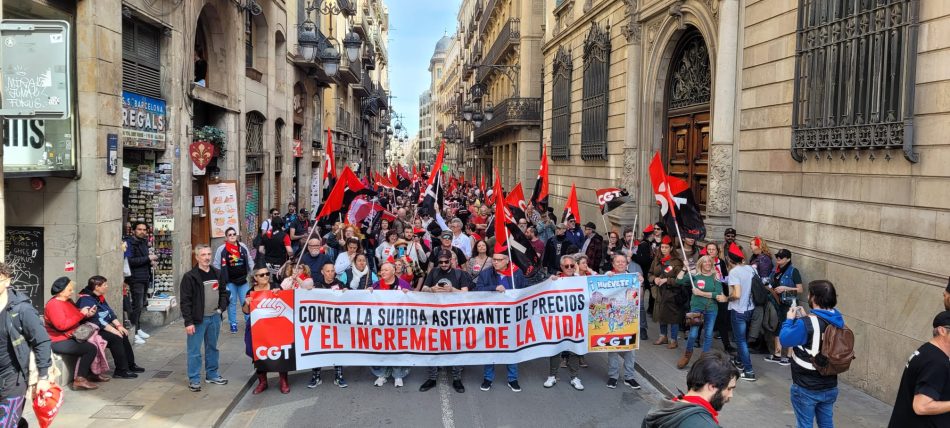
[537,0,950,403]
[417,89,434,165]
[0,0,390,325]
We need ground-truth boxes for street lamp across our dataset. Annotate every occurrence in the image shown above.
[483,101,494,121]
[343,30,362,63]
[298,20,320,61]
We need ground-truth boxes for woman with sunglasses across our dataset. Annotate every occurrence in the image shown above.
[213,227,254,334]
[243,266,289,394]
[279,263,314,290]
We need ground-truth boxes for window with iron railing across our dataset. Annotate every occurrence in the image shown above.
[246,111,265,173]
[551,46,572,160]
[581,23,609,161]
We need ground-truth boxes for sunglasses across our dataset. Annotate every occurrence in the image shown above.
[254,273,269,277]
[226,233,237,237]
[561,264,576,269]
[438,260,451,264]
[492,258,507,262]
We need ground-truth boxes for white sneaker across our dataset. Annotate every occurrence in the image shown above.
[373,376,387,387]
[570,377,585,391]
[136,329,150,339]
[394,378,404,388]
[134,336,146,345]
[543,376,557,388]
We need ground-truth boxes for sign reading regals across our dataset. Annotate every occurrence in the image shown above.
[122,91,167,149]
[4,227,45,310]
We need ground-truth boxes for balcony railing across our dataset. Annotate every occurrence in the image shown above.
[338,54,361,85]
[473,97,541,139]
[473,0,483,21]
[479,0,498,36]
[477,18,519,83]
[353,70,371,98]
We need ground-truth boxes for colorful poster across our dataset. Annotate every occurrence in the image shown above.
[208,181,239,238]
[587,274,640,352]
[249,275,640,370]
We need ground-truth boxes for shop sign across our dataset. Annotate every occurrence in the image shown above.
[122,91,166,149]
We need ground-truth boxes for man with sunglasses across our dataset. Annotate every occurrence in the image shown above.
[212,227,254,334]
[544,255,585,390]
[419,251,472,393]
[542,223,579,276]
[474,246,524,393]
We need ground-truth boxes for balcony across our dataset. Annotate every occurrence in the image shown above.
[477,18,519,83]
[291,27,335,85]
[337,54,361,85]
[353,70,371,98]
[473,97,541,140]
[353,14,370,38]
[479,0,497,36]
[474,0,483,21]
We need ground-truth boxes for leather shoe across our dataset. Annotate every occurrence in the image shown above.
[419,379,437,392]
[113,370,139,379]
[452,379,465,393]
[129,364,146,373]
[88,373,111,382]
[279,373,290,394]
[72,377,99,390]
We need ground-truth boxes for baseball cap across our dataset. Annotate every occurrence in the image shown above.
[440,230,453,240]
[933,311,950,328]
[437,251,452,261]
[775,249,792,260]
[725,228,737,236]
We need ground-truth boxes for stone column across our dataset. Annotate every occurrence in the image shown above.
[706,0,740,238]
[609,2,642,233]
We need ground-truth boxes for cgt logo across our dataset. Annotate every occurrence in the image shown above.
[593,334,636,347]
[255,344,292,360]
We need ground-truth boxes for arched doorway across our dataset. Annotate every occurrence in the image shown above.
[664,28,711,211]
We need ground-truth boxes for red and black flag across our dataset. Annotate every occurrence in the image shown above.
[317,165,376,222]
[505,182,527,221]
[530,146,549,211]
[595,187,631,215]
[418,140,446,218]
[492,177,540,277]
[561,183,581,224]
[648,151,706,241]
[321,127,337,201]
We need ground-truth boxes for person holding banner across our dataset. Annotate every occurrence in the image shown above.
[475,247,524,392]
[676,256,728,370]
[279,264,314,290]
[419,252,471,393]
[604,254,642,390]
[308,262,349,389]
[242,266,288,394]
[649,236,685,349]
[369,263,412,388]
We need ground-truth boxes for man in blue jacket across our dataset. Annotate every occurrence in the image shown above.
[475,245,524,392]
[779,280,844,428]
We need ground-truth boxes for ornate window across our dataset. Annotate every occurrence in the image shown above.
[668,34,711,110]
[581,23,609,161]
[551,46,572,160]
[791,0,919,162]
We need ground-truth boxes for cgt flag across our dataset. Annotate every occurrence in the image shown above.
[595,188,631,215]
[647,152,706,241]
[530,146,550,211]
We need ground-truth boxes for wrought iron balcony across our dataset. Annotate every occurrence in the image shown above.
[477,18,519,84]
[479,0,497,36]
[338,53,362,85]
[473,97,541,140]
[353,69,371,98]
[473,0,483,21]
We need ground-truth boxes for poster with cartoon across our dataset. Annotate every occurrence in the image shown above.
[586,274,640,352]
[208,181,239,238]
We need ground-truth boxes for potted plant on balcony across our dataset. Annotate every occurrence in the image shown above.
[194,125,226,158]
[191,125,226,178]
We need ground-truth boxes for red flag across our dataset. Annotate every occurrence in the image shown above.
[472,174,477,187]
[397,164,411,182]
[323,127,337,185]
[530,146,549,210]
[648,152,688,217]
[506,183,526,210]
[562,183,581,224]
[375,172,395,190]
[428,140,446,186]
[493,174,507,248]
[388,166,399,188]
[317,166,367,220]
[412,164,418,180]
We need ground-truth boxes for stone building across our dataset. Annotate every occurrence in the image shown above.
[417,89,434,165]
[534,0,950,402]
[0,0,390,325]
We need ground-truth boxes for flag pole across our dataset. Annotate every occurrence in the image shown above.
[505,226,515,282]
[601,213,610,236]
[627,213,639,255]
[670,215,696,289]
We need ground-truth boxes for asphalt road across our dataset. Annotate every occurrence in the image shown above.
[221,352,663,428]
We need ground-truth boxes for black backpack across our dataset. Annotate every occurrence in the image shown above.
[749,269,769,306]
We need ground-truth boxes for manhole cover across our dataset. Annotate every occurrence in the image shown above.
[91,405,144,419]
[153,370,173,379]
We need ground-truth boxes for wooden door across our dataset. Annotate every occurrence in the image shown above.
[191,175,210,261]
[665,111,710,211]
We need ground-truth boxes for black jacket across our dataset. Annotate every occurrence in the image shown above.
[542,235,578,274]
[179,265,228,327]
[2,289,52,380]
[583,233,606,273]
[125,236,152,284]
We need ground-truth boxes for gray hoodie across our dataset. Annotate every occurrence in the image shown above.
[641,398,719,428]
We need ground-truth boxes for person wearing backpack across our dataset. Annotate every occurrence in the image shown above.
[779,280,851,428]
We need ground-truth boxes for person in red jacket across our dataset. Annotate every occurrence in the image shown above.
[43,277,102,390]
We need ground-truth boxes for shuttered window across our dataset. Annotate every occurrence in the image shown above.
[122,19,162,99]
[580,23,609,161]
[550,46,572,160]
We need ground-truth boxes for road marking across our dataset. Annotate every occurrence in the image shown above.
[437,369,455,428]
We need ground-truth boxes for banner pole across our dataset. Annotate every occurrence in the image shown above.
[626,213,639,256]
[601,213,610,236]
[671,215,696,289]
[505,226,515,283]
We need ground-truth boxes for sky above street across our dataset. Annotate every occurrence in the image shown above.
[388,0,460,138]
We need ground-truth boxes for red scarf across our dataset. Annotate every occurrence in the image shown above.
[377,277,397,290]
[674,395,719,424]
[660,254,671,264]
[496,264,518,277]
[225,242,241,264]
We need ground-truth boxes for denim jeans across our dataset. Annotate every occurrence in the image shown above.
[371,366,410,379]
[659,323,679,341]
[186,314,222,383]
[483,364,518,382]
[226,282,250,325]
[686,310,717,353]
[730,310,753,374]
[790,384,837,428]
[607,351,636,380]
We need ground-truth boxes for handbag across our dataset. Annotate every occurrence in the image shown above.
[684,312,705,327]
[71,323,98,342]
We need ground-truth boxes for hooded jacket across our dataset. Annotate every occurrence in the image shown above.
[2,289,52,381]
[124,235,152,284]
[474,264,525,291]
[641,397,720,428]
[779,308,844,390]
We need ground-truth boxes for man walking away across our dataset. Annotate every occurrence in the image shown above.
[180,244,230,392]
[642,352,739,428]
[887,310,950,428]
[779,280,846,428]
